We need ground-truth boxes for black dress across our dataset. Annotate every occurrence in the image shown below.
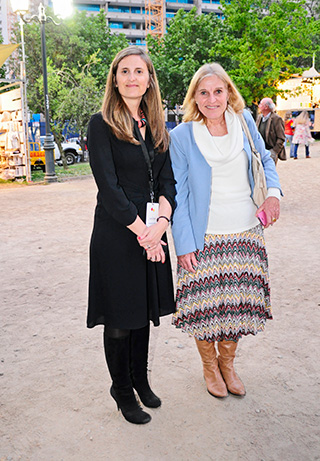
[87,113,176,330]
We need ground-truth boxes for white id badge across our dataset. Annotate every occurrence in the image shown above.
[146,202,159,227]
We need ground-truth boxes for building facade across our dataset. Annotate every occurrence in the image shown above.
[74,0,222,45]
[1,0,222,46]
[0,0,10,43]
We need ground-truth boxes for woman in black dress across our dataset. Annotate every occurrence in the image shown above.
[87,47,176,425]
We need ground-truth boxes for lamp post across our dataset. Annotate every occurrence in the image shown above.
[35,3,58,182]
[11,0,72,183]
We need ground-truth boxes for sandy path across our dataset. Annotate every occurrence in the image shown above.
[0,145,320,460]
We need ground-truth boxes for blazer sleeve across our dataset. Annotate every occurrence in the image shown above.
[88,113,138,226]
[170,130,197,256]
[157,148,177,214]
[272,115,285,155]
[244,110,282,194]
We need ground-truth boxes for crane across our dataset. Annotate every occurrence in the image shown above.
[145,0,164,39]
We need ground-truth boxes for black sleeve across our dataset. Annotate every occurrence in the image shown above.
[88,113,138,226]
[157,148,177,214]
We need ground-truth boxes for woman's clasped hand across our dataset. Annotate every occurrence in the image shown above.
[138,219,169,263]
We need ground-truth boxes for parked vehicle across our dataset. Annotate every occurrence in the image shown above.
[40,137,83,165]
[29,140,61,171]
[61,139,83,165]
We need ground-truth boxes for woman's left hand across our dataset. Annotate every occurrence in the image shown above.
[137,220,168,250]
[256,196,280,228]
[146,242,166,264]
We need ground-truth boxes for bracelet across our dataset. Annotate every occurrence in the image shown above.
[157,215,170,223]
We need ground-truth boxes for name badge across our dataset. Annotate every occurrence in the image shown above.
[146,202,159,227]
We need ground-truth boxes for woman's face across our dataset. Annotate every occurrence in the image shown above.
[194,75,229,122]
[115,55,150,104]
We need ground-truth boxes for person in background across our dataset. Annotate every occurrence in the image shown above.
[256,98,286,164]
[87,47,176,424]
[292,110,313,159]
[284,111,295,158]
[170,63,282,399]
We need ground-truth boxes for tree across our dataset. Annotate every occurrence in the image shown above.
[33,57,102,167]
[305,0,320,19]
[73,10,128,88]
[147,8,223,113]
[148,1,320,114]
[9,9,128,119]
[214,0,319,109]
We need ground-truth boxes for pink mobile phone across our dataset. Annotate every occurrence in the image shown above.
[257,210,267,226]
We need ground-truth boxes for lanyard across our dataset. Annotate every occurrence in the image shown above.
[133,120,155,202]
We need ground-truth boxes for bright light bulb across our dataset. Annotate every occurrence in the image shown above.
[10,0,29,13]
[53,0,73,18]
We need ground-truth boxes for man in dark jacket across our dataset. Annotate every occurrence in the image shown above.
[256,98,286,165]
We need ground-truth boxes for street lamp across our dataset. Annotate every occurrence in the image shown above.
[11,0,72,183]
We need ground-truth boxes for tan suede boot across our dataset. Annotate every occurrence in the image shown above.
[195,338,228,398]
[217,340,246,396]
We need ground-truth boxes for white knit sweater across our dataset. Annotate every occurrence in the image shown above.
[193,110,260,234]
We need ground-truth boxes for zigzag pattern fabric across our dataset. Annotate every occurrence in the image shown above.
[172,225,272,342]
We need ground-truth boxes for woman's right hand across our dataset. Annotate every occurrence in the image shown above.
[177,252,198,273]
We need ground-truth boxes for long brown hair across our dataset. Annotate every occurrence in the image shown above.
[183,63,245,123]
[101,46,169,152]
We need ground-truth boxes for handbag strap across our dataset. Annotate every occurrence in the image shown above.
[238,113,260,159]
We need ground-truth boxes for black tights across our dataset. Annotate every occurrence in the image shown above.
[104,326,130,339]
[103,324,150,387]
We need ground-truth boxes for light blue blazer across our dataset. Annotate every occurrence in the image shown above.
[170,109,282,256]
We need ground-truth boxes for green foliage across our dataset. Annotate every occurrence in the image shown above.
[0,28,6,81]
[148,1,320,112]
[31,162,92,182]
[47,58,103,137]
[8,8,128,138]
[73,10,128,88]
[147,8,223,111]
[216,0,318,107]
[7,1,320,125]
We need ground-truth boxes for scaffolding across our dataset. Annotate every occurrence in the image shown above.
[145,0,164,39]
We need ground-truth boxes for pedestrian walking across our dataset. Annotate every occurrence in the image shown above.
[284,111,295,158]
[86,47,176,424]
[170,63,282,398]
[292,110,313,159]
[256,97,286,164]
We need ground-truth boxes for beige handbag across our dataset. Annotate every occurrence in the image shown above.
[239,113,267,208]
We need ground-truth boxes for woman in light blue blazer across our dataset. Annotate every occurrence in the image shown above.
[170,63,282,398]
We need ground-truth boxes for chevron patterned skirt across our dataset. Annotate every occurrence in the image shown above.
[172,225,272,342]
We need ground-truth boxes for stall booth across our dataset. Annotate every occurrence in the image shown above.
[0,44,30,181]
[277,70,320,134]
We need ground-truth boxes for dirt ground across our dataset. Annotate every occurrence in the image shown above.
[1,143,320,461]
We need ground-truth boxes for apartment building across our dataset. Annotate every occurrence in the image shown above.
[74,0,222,45]
[1,0,222,47]
[0,0,10,43]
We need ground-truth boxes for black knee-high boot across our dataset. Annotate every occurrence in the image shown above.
[130,324,161,408]
[103,329,151,424]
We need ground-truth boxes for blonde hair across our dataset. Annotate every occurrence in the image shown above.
[294,110,310,125]
[101,46,169,152]
[182,63,245,123]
